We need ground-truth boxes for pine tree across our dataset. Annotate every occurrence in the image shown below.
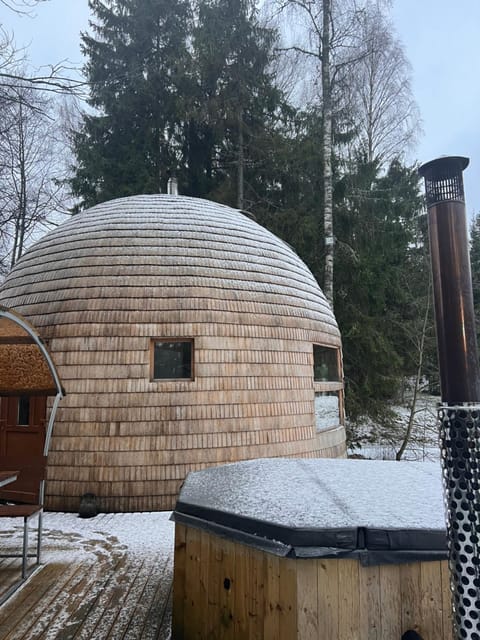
[185,0,283,208]
[71,0,192,208]
[333,157,428,424]
[254,107,325,278]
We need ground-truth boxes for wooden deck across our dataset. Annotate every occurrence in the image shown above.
[0,512,174,640]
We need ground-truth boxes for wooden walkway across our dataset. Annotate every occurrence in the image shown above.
[0,512,174,640]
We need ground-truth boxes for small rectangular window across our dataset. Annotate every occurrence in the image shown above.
[313,345,340,381]
[152,340,193,380]
[18,396,30,426]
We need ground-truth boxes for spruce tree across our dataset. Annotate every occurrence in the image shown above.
[333,157,427,424]
[186,0,282,208]
[71,0,192,208]
[70,0,283,210]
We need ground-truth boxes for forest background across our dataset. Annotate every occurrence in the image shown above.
[1,0,480,452]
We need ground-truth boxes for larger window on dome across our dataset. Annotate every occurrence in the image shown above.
[313,345,343,432]
[315,391,340,432]
[151,339,193,380]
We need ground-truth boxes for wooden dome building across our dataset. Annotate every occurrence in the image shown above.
[0,195,346,512]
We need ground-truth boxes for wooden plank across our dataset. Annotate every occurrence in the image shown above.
[70,556,145,640]
[278,557,297,640]
[358,564,381,640]
[170,524,188,640]
[296,557,319,639]
[337,559,360,640]
[184,528,203,640]
[102,557,152,639]
[59,551,170,640]
[420,561,444,639]
[246,547,264,640]
[317,558,339,639]
[379,563,402,639]
[0,561,87,640]
[399,562,422,637]
[216,536,236,640]
[205,532,222,639]
[232,542,250,639]
[263,551,280,640]
[0,562,69,639]
[124,551,173,640]
[194,529,211,640]
[440,560,454,639]
[204,534,236,640]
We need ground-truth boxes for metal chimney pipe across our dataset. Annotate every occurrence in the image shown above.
[419,156,480,403]
[167,177,178,196]
[419,156,480,640]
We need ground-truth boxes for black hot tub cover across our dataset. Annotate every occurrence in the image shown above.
[172,458,447,565]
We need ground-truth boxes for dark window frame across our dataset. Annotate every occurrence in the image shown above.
[313,344,340,382]
[150,338,194,381]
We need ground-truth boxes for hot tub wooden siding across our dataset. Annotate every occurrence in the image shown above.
[173,523,453,640]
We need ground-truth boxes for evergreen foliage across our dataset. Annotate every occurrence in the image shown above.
[333,158,429,425]
[71,0,193,207]
[71,0,282,209]
[186,0,282,207]
[68,0,432,433]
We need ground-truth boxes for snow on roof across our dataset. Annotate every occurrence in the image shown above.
[0,195,337,332]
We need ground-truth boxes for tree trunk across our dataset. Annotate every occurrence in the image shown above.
[396,283,431,461]
[237,108,244,210]
[322,0,334,307]
[11,99,27,268]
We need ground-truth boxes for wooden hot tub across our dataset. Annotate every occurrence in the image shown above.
[172,458,452,640]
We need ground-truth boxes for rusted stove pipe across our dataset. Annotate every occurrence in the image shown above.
[419,156,480,640]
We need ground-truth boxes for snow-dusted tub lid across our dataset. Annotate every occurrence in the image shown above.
[172,458,448,565]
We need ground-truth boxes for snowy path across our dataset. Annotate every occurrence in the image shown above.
[0,512,175,640]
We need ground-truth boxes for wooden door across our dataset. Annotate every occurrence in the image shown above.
[0,396,47,503]
[0,396,47,458]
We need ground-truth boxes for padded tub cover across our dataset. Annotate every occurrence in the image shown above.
[173,458,448,565]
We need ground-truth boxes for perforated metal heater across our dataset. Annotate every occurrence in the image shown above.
[419,156,480,639]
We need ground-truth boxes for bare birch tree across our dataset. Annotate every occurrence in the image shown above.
[0,0,47,13]
[273,0,371,306]
[346,5,419,164]
[0,80,70,274]
[0,2,87,101]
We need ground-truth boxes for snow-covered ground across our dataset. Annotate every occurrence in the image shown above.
[0,512,175,640]
[39,510,175,561]
[348,394,441,462]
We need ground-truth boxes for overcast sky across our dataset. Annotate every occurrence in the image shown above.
[2,0,479,215]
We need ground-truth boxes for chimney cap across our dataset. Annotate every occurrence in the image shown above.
[418,155,469,180]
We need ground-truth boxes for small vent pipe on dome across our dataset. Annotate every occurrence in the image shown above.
[167,176,178,195]
[419,156,480,639]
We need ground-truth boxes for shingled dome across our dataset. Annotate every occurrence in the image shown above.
[0,195,346,512]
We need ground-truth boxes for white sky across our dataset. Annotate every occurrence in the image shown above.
[391,0,480,218]
[2,0,479,215]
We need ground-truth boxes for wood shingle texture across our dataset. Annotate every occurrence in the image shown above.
[0,195,346,512]
[0,314,58,395]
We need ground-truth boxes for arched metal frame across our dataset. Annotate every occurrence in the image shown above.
[0,306,64,455]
